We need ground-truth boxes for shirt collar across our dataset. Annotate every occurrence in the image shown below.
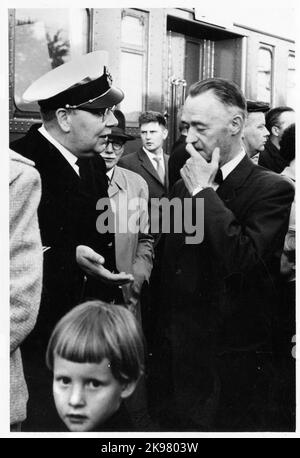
[143,146,164,159]
[220,148,246,180]
[106,168,114,181]
[38,125,79,173]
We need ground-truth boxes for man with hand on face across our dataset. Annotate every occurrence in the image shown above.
[243,100,270,162]
[10,51,133,431]
[158,78,294,431]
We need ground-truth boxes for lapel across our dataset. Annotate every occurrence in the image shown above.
[164,153,169,191]
[26,125,81,194]
[108,166,126,198]
[137,148,166,188]
[216,154,254,205]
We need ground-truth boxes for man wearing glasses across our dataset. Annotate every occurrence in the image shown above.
[10,51,134,431]
[100,109,153,322]
[100,110,154,430]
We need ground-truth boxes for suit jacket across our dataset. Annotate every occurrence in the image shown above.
[160,154,294,429]
[118,148,169,238]
[9,151,43,424]
[108,166,154,317]
[10,124,116,350]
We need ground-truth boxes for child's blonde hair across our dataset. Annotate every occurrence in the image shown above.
[46,300,144,384]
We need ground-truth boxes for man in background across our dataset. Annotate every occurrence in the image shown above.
[259,106,295,172]
[243,100,269,162]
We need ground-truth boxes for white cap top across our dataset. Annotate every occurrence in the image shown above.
[23,50,109,103]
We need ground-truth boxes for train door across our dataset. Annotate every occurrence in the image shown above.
[166,17,244,150]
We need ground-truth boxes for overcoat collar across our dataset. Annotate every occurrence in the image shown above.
[108,166,126,197]
[216,154,254,202]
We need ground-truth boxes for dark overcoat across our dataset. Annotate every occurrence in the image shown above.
[158,155,294,431]
[11,124,117,349]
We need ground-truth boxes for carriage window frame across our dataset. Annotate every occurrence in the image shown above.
[119,8,149,127]
[10,8,92,121]
[287,51,295,108]
[256,44,274,105]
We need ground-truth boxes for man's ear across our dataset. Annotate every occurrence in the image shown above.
[55,108,72,133]
[120,380,138,400]
[230,114,244,136]
[271,125,280,137]
[163,128,168,141]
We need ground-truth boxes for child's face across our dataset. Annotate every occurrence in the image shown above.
[53,355,128,432]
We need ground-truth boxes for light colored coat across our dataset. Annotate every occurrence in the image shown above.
[9,150,43,425]
[108,166,154,318]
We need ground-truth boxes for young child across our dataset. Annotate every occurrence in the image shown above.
[46,300,144,432]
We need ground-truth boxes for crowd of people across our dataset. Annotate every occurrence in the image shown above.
[9,50,296,433]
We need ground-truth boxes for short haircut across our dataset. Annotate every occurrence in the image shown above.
[189,77,247,119]
[46,300,144,384]
[279,123,295,163]
[265,106,294,133]
[40,107,57,123]
[139,111,167,128]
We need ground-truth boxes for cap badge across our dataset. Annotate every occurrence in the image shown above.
[104,66,113,87]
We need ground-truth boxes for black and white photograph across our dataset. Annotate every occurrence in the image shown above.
[1,0,298,439]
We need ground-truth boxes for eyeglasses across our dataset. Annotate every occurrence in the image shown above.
[66,104,116,121]
[105,138,125,151]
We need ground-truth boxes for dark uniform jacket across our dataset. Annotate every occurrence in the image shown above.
[159,154,294,430]
[11,124,117,350]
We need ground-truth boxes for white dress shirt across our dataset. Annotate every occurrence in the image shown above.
[143,147,166,176]
[38,125,79,175]
[192,148,246,196]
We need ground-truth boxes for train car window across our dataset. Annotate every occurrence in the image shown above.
[121,14,143,47]
[14,9,88,113]
[257,46,273,104]
[120,9,148,124]
[287,52,296,108]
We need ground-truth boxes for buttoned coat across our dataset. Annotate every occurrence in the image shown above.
[9,150,43,425]
[108,166,154,317]
[10,124,115,350]
[159,154,294,430]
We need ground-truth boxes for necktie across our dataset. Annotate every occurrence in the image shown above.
[214,168,223,185]
[153,156,165,184]
[76,157,89,179]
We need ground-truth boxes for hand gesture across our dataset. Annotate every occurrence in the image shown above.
[180,144,220,194]
[76,245,134,286]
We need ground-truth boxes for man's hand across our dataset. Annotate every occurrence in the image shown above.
[180,144,220,194]
[76,245,134,286]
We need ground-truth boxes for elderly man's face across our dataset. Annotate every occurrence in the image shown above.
[68,109,118,158]
[100,137,125,171]
[183,90,236,163]
[244,112,269,157]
